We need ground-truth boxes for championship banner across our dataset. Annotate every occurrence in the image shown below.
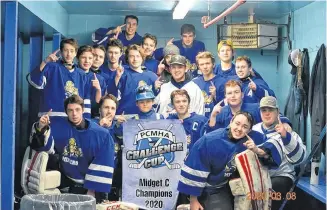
[122,119,187,210]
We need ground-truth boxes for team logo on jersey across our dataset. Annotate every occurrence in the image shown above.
[138,80,148,88]
[63,138,83,157]
[202,91,213,104]
[247,89,253,97]
[224,153,237,177]
[64,81,78,98]
[126,123,183,169]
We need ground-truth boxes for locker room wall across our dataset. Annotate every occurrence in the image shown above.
[67,14,280,94]
[277,0,326,170]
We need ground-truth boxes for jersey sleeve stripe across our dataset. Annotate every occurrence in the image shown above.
[182,165,210,178]
[84,99,91,105]
[88,164,114,173]
[179,176,207,188]
[85,174,112,184]
[27,74,47,89]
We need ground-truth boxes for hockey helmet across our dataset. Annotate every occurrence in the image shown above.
[136,85,155,101]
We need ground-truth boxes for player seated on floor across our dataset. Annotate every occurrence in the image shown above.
[178,111,283,210]
[27,95,115,203]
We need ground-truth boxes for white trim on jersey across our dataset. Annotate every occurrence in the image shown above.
[84,99,91,105]
[182,165,209,178]
[179,176,206,188]
[27,74,47,90]
[68,176,85,184]
[38,112,67,117]
[85,174,112,184]
[89,164,114,173]
[84,108,91,114]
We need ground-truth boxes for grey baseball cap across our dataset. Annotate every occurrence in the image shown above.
[260,96,279,109]
[170,55,187,66]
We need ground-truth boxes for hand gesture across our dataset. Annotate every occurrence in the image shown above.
[248,77,257,91]
[201,16,210,24]
[99,115,113,127]
[92,73,101,90]
[157,59,165,75]
[243,133,258,153]
[211,99,224,117]
[38,109,52,129]
[44,49,60,63]
[275,115,287,138]
[155,76,163,90]
[209,81,216,99]
[116,112,127,125]
[116,61,124,78]
[166,38,174,46]
[113,24,126,36]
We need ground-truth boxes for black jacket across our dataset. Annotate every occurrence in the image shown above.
[308,44,326,160]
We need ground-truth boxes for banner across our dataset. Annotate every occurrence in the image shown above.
[122,119,187,210]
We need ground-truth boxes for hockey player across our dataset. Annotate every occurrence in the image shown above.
[167,89,207,153]
[29,95,115,201]
[77,45,107,118]
[134,85,164,119]
[193,51,226,118]
[93,94,125,201]
[93,15,142,48]
[155,55,205,118]
[155,24,205,77]
[156,44,181,83]
[107,44,158,114]
[99,39,125,83]
[214,40,262,79]
[27,38,92,118]
[178,111,282,210]
[91,45,106,72]
[235,56,275,103]
[141,33,159,74]
[253,96,306,210]
[207,80,291,133]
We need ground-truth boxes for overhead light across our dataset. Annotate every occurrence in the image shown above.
[173,0,197,19]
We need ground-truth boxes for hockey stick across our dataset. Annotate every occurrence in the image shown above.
[279,125,326,210]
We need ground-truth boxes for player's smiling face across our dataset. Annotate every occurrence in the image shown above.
[142,38,156,56]
[236,60,251,79]
[173,94,189,115]
[230,114,251,139]
[78,51,93,71]
[61,43,76,64]
[260,107,278,126]
[128,49,143,69]
[170,64,186,82]
[125,18,138,36]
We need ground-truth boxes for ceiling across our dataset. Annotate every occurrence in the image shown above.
[58,0,313,18]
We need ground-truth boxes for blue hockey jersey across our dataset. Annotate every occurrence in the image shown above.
[167,113,207,153]
[134,109,164,120]
[118,31,143,47]
[92,118,123,167]
[107,66,158,114]
[144,57,159,74]
[28,61,91,118]
[173,40,206,64]
[86,70,107,117]
[213,63,236,78]
[192,76,226,118]
[238,76,276,103]
[178,128,282,196]
[31,119,115,193]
